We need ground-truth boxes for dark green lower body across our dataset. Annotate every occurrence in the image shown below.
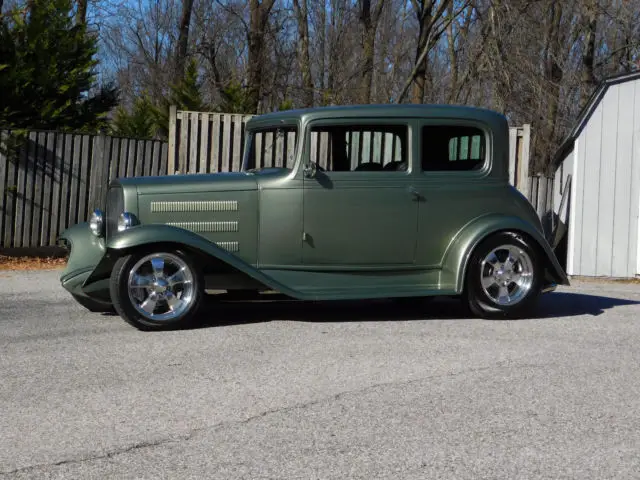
[59,223,113,311]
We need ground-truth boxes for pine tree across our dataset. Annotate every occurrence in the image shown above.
[0,0,118,132]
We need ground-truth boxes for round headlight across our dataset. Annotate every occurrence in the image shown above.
[117,212,135,232]
[89,209,104,237]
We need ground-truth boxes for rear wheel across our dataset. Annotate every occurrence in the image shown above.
[464,232,542,319]
[109,249,204,330]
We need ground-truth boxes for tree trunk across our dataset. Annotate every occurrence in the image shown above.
[175,0,195,84]
[293,0,314,107]
[409,0,452,104]
[318,1,327,93]
[580,0,598,106]
[359,0,386,104]
[247,0,277,113]
[75,0,88,26]
[537,0,564,173]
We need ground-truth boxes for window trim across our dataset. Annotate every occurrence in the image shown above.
[301,117,413,178]
[417,119,492,178]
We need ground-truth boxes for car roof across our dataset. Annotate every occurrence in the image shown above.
[245,103,507,129]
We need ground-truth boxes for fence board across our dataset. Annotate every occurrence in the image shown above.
[49,133,62,244]
[126,138,136,178]
[68,135,80,226]
[232,115,243,171]
[117,138,127,179]
[160,143,168,175]
[0,131,8,244]
[58,134,71,235]
[221,114,231,173]
[168,105,177,174]
[189,112,199,173]
[39,132,54,245]
[4,144,16,247]
[13,141,27,247]
[79,135,90,221]
[199,114,209,173]
[508,127,517,185]
[2,132,15,247]
[179,112,188,173]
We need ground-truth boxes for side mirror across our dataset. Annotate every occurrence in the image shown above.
[303,162,317,178]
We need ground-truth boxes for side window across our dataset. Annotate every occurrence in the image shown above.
[244,126,298,170]
[422,125,486,172]
[309,124,408,172]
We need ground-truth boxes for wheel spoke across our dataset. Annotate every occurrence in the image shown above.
[164,291,183,311]
[485,252,500,267]
[481,275,496,289]
[130,274,154,289]
[497,285,510,304]
[140,292,159,314]
[167,268,189,287]
[504,253,517,270]
[151,257,165,279]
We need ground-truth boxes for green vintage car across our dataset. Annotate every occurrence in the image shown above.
[58,104,568,330]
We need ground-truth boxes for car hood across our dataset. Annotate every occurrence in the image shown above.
[116,171,259,195]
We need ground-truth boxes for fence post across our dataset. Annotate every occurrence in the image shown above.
[518,124,531,200]
[168,105,177,174]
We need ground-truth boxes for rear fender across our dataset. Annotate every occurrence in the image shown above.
[84,224,304,298]
[441,214,570,293]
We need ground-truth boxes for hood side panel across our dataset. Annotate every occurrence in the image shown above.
[137,190,259,265]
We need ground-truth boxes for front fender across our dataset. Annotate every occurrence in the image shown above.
[85,224,305,299]
[441,214,570,293]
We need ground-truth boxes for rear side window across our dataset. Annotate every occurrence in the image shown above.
[422,125,486,172]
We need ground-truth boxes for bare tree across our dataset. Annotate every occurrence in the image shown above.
[247,0,276,112]
[293,0,314,106]
[75,0,88,25]
[358,0,387,103]
[175,0,195,83]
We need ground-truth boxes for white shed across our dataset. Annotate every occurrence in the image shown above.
[552,71,640,279]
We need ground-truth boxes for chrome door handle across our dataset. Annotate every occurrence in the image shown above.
[407,186,423,201]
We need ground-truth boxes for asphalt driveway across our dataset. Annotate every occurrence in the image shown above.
[1,270,639,479]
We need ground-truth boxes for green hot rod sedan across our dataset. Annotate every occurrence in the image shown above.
[58,104,568,330]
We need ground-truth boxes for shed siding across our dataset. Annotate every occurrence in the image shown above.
[571,80,640,277]
[577,100,603,276]
[595,85,619,276]
[633,83,640,276]
[612,81,636,277]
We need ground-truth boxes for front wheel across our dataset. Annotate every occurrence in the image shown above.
[463,232,543,319]
[109,249,204,330]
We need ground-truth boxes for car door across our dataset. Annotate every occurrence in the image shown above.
[412,120,497,267]
[301,120,419,266]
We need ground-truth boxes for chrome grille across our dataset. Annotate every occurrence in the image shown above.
[105,186,123,239]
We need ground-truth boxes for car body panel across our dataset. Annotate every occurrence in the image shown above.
[58,104,568,308]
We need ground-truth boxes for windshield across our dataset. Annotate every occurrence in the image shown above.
[241,125,298,172]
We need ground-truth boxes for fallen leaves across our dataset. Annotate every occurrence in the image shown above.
[0,255,67,271]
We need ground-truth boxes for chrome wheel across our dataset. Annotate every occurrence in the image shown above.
[127,253,195,321]
[480,244,534,306]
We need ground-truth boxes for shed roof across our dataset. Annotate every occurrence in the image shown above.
[552,70,640,168]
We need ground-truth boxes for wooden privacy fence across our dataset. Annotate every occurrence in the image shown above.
[1,112,543,249]
[0,130,167,249]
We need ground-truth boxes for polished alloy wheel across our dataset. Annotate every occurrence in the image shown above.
[479,244,534,306]
[127,253,195,321]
